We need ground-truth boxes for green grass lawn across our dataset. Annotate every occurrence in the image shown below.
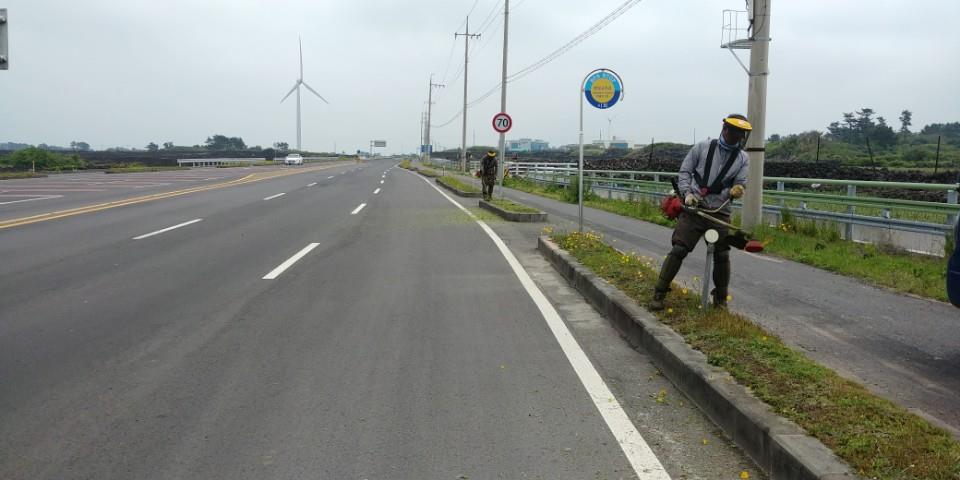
[551,230,960,480]
[504,176,950,302]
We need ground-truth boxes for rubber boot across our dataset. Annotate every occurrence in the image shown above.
[651,250,684,311]
[712,252,731,308]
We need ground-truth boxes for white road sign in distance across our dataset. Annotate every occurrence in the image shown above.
[492,112,512,133]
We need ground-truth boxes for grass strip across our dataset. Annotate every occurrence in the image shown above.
[439,175,480,193]
[0,171,48,180]
[550,230,960,480]
[488,197,540,214]
[504,176,949,302]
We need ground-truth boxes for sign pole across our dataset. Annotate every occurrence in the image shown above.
[578,68,624,233]
[579,75,586,232]
[497,0,509,199]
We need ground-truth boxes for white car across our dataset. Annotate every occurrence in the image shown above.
[284,153,303,165]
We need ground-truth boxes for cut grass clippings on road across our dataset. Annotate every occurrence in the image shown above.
[550,230,960,480]
[504,176,950,302]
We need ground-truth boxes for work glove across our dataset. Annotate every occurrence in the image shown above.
[684,192,699,206]
[730,184,745,199]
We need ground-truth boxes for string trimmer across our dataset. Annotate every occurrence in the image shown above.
[668,179,764,253]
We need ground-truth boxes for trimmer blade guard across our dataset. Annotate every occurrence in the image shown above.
[725,231,764,253]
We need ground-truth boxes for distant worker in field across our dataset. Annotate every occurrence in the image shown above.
[650,114,752,311]
[481,149,498,201]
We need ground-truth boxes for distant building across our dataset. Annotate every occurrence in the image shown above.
[589,136,631,150]
[507,138,549,152]
[608,136,630,150]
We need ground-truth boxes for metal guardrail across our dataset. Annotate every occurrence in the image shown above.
[177,158,265,167]
[506,162,960,237]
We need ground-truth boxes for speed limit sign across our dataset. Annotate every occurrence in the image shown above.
[492,112,512,133]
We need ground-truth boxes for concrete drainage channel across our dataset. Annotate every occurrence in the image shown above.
[537,236,855,480]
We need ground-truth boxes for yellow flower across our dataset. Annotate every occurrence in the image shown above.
[740,471,750,479]
[681,288,688,295]
[667,308,673,314]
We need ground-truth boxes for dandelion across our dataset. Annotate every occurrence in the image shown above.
[667,308,673,314]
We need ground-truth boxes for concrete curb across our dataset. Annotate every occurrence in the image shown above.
[478,199,548,222]
[537,236,856,480]
[435,177,481,198]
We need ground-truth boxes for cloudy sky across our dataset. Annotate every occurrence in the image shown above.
[1,0,958,154]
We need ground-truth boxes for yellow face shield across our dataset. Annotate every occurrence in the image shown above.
[722,116,753,148]
[723,117,753,131]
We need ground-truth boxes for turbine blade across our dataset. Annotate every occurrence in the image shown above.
[299,36,303,80]
[301,81,329,104]
[280,82,299,103]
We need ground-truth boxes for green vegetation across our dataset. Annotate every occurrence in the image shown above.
[504,175,949,301]
[438,175,480,193]
[399,159,412,169]
[0,171,48,180]
[551,230,960,480]
[0,147,88,171]
[751,209,948,301]
[488,197,540,214]
[766,109,960,169]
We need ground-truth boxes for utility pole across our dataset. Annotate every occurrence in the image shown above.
[740,0,771,230]
[425,74,444,165]
[496,0,510,197]
[456,17,481,172]
[419,108,425,161]
[0,9,8,70]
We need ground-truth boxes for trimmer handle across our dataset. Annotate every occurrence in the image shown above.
[670,178,681,197]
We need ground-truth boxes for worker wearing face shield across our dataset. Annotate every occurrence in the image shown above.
[650,114,752,311]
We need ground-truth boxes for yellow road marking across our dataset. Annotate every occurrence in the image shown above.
[0,164,347,231]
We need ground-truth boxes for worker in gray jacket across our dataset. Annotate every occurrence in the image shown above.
[650,114,753,311]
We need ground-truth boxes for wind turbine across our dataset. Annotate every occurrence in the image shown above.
[280,36,328,151]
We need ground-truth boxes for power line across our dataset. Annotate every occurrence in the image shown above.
[507,0,642,83]
[432,0,643,129]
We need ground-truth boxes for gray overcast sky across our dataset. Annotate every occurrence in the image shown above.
[1,0,958,154]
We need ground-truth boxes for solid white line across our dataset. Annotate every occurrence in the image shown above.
[350,203,367,215]
[0,195,62,205]
[373,188,381,195]
[133,218,203,240]
[307,182,317,187]
[262,243,320,280]
[263,193,286,201]
[412,171,671,479]
[328,176,335,179]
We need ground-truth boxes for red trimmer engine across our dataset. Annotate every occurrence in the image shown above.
[661,195,683,219]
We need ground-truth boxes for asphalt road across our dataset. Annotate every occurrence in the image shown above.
[0,160,759,479]
[499,183,960,438]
